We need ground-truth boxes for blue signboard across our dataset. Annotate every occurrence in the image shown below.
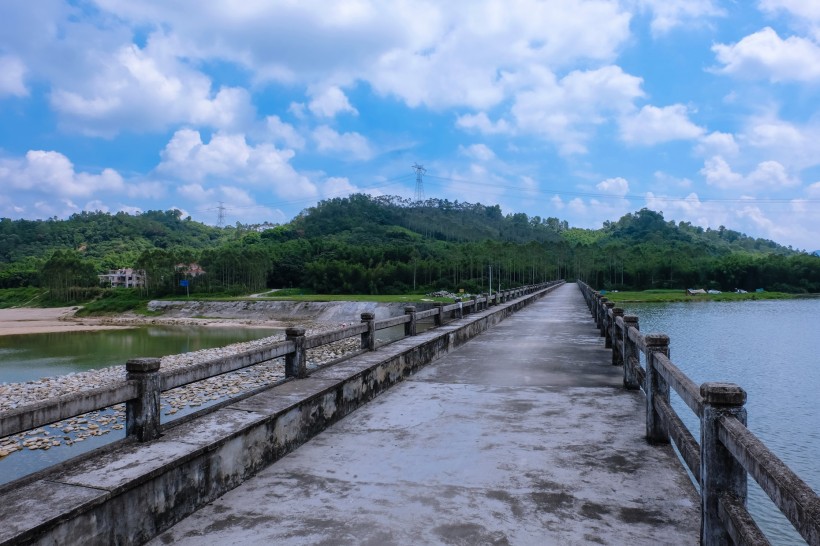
[179,279,189,287]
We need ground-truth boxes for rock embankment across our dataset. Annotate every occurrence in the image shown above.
[146,299,417,322]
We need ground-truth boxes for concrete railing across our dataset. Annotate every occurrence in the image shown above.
[577,280,820,546]
[0,282,561,447]
[0,280,567,545]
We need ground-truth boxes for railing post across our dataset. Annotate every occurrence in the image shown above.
[434,303,443,326]
[481,293,488,310]
[622,315,640,389]
[454,298,463,319]
[472,295,478,313]
[592,291,600,320]
[597,297,608,333]
[285,327,307,378]
[360,312,376,351]
[404,306,417,336]
[644,333,670,444]
[125,358,161,442]
[603,301,614,343]
[611,307,624,365]
[700,383,747,546]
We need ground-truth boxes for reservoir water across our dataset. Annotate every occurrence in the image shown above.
[0,325,280,384]
[0,325,279,484]
[623,298,820,545]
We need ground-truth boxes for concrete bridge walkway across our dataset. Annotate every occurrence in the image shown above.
[150,283,699,545]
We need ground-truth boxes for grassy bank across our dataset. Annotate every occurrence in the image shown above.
[601,289,794,303]
[0,288,49,308]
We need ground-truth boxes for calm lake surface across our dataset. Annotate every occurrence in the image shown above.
[0,325,281,384]
[623,298,820,545]
[0,325,280,484]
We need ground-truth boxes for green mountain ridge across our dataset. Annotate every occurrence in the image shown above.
[2,194,819,298]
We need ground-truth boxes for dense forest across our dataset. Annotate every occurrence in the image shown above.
[1,194,819,302]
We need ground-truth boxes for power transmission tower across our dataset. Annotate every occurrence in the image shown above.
[412,163,426,202]
[216,201,226,227]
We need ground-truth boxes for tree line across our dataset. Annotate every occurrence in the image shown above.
[2,195,819,302]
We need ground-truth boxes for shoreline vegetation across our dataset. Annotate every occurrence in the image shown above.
[602,289,795,303]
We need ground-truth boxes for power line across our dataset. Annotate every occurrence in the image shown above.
[190,173,416,216]
[423,173,820,205]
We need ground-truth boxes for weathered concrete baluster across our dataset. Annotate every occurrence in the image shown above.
[622,315,640,389]
[603,301,614,341]
[597,296,608,333]
[434,303,444,326]
[360,312,376,351]
[471,296,478,314]
[481,293,488,310]
[404,306,417,337]
[700,383,748,546]
[125,358,162,442]
[644,334,670,443]
[611,307,624,365]
[592,292,601,321]
[285,327,307,378]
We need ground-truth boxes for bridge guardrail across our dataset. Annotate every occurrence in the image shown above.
[577,280,820,546]
[0,282,563,454]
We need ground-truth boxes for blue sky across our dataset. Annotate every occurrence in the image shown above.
[2,1,820,249]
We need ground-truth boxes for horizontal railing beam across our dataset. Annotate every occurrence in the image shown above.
[375,315,411,330]
[415,308,439,320]
[718,493,771,546]
[654,395,701,484]
[161,342,295,391]
[304,323,368,350]
[653,353,704,417]
[719,415,820,545]
[0,381,138,438]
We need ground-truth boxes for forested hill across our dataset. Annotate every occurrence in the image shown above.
[2,194,819,297]
[292,194,790,255]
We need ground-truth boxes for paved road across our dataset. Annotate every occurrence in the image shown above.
[151,283,699,545]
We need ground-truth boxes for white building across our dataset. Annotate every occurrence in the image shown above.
[98,268,146,288]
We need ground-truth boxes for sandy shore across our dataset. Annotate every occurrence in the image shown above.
[0,307,289,337]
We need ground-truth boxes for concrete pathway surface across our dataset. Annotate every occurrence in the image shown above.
[150,283,699,545]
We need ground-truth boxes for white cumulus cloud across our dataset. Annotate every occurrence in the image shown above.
[158,129,317,199]
[0,55,28,97]
[619,104,705,145]
[511,65,645,154]
[713,27,820,82]
[620,104,705,146]
[633,0,725,35]
[0,150,124,197]
[312,125,373,160]
[700,156,798,190]
[307,86,358,118]
[455,112,512,135]
[596,177,630,197]
[49,37,256,135]
[459,144,496,162]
